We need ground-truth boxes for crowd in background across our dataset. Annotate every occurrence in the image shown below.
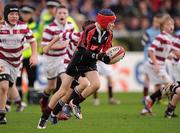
[0,0,179,35]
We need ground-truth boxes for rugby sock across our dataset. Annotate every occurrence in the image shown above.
[0,110,6,119]
[42,106,52,120]
[166,103,176,113]
[150,89,162,104]
[72,94,85,105]
[108,85,113,99]
[67,88,79,103]
[93,91,98,99]
[52,101,65,115]
[6,99,12,106]
[143,86,149,97]
[14,97,21,108]
[18,89,23,100]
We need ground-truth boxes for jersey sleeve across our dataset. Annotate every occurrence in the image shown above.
[25,25,36,43]
[148,35,161,52]
[41,25,53,47]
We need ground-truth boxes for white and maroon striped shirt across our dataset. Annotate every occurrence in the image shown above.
[41,19,74,57]
[0,21,35,68]
[172,34,180,63]
[148,31,179,65]
[59,31,82,64]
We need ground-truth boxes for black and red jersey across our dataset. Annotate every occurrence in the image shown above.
[78,23,112,53]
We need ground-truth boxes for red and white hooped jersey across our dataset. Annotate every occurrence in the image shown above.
[41,19,74,57]
[148,32,179,65]
[172,34,180,63]
[0,21,35,68]
[58,31,82,64]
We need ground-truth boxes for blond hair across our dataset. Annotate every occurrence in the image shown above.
[160,14,174,31]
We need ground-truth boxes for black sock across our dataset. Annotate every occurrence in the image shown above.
[108,85,113,99]
[150,89,162,104]
[166,103,176,113]
[42,106,52,120]
[0,110,6,119]
[18,89,23,100]
[93,91,98,99]
[72,94,85,105]
[6,99,12,106]
[67,88,79,103]
[53,101,65,115]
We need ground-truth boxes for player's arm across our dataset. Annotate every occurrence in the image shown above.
[25,26,38,66]
[141,31,150,46]
[148,37,161,72]
[42,35,60,53]
[29,40,38,66]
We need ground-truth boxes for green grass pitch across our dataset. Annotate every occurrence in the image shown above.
[0,93,180,133]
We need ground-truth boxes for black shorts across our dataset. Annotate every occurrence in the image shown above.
[0,74,14,87]
[66,50,97,77]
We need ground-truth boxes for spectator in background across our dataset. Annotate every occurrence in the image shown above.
[79,0,97,20]
[137,0,153,20]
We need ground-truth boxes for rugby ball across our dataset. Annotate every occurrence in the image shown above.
[106,46,125,64]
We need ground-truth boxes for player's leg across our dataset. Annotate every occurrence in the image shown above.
[165,94,180,118]
[69,71,100,118]
[52,76,89,121]
[143,73,149,98]
[39,78,57,112]
[107,76,120,105]
[8,84,25,112]
[0,80,9,124]
[93,91,100,106]
[37,73,73,129]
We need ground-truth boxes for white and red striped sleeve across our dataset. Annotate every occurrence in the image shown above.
[41,25,53,47]
[148,34,161,52]
[59,31,81,42]
[172,35,180,51]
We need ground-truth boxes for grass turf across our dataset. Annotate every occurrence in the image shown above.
[0,93,180,133]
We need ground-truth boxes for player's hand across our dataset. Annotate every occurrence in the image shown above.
[29,55,38,67]
[97,53,110,64]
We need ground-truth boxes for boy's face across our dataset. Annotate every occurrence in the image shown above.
[163,19,174,34]
[56,8,68,25]
[8,12,19,25]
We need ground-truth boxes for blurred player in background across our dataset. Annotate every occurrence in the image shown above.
[141,14,180,118]
[37,9,117,129]
[141,14,161,99]
[0,4,37,124]
[93,61,120,106]
[39,5,74,112]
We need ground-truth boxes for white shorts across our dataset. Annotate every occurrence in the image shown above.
[144,62,172,85]
[42,55,67,79]
[0,59,19,84]
[97,61,112,76]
